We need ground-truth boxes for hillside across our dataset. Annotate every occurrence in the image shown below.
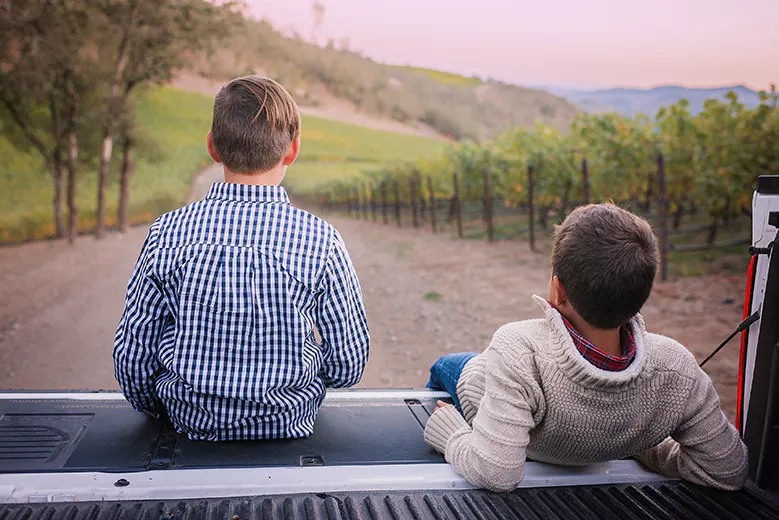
[0,87,444,244]
[549,85,763,116]
[189,18,580,141]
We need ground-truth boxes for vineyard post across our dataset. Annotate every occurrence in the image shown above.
[657,152,669,281]
[354,186,361,220]
[357,184,363,220]
[381,182,389,224]
[418,174,427,225]
[363,182,373,220]
[410,176,419,228]
[428,175,437,233]
[528,164,535,252]
[453,172,463,239]
[357,186,363,220]
[393,179,402,228]
[582,158,591,204]
[358,183,368,220]
[482,167,494,242]
[360,184,370,220]
[371,185,378,222]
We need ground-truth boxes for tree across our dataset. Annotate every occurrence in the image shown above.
[83,0,238,235]
[92,0,138,238]
[656,99,699,227]
[0,0,96,243]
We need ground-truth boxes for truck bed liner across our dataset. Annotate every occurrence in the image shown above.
[2,482,779,520]
[2,390,776,519]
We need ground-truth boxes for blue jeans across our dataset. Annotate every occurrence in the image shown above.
[426,352,478,412]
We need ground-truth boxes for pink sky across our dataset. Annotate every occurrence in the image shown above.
[248,0,778,90]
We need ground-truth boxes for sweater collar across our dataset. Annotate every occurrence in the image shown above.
[205,182,290,204]
[532,295,648,389]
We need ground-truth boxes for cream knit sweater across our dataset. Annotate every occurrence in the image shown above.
[424,296,748,493]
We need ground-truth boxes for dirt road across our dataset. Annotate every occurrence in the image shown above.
[0,165,747,418]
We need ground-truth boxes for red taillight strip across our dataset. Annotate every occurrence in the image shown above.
[737,255,758,432]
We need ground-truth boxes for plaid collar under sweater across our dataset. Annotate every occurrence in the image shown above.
[558,314,636,371]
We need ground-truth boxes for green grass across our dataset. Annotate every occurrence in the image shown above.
[286,117,445,197]
[0,87,445,244]
[0,86,214,243]
[424,290,443,302]
[392,66,482,87]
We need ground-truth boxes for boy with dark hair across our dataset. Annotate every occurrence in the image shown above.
[114,76,370,441]
[424,203,747,492]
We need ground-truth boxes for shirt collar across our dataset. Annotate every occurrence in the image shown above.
[532,295,648,387]
[559,314,636,371]
[205,182,290,204]
[544,298,637,372]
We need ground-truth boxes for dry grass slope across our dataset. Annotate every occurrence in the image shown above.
[191,19,580,141]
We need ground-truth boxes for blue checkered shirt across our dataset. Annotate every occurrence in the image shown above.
[114,183,370,441]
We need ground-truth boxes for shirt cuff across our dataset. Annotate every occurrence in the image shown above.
[424,405,471,454]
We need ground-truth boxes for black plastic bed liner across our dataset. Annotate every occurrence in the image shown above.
[3,392,779,519]
[0,392,443,473]
[2,482,779,520]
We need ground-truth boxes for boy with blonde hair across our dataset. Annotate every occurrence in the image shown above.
[425,203,747,492]
[114,76,370,441]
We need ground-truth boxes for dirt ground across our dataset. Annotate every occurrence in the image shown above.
[0,166,747,420]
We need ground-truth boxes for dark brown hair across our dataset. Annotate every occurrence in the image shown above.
[552,203,659,329]
[211,76,301,174]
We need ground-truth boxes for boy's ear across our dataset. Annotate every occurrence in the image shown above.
[206,130,221,163]
[283,136,301,167]
[552,275,568,306]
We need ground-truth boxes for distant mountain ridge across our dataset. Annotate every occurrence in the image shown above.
[548,85,762,116]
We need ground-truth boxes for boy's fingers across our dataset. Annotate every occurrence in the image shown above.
[436,400,449,408]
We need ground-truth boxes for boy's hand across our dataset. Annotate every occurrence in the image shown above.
[434,400,450,413]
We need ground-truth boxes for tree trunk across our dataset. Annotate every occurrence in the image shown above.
[52,147,65,238]
[48,97,66,239]
[539,205,550,230]
[723,199,732,225]
[644,170,654,216]
[118,136,134,232]
[65,75,79,245]
[96,130,113,238]
[707,218,719,245]
[560,177,572,222]
[97,6,134,237]
[66,131,78,244]
[673,203,685,229]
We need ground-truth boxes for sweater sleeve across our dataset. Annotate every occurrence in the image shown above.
[423,348,538,492]
[635,369,748,490]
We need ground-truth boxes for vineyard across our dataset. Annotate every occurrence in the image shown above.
[298,89,779,278]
